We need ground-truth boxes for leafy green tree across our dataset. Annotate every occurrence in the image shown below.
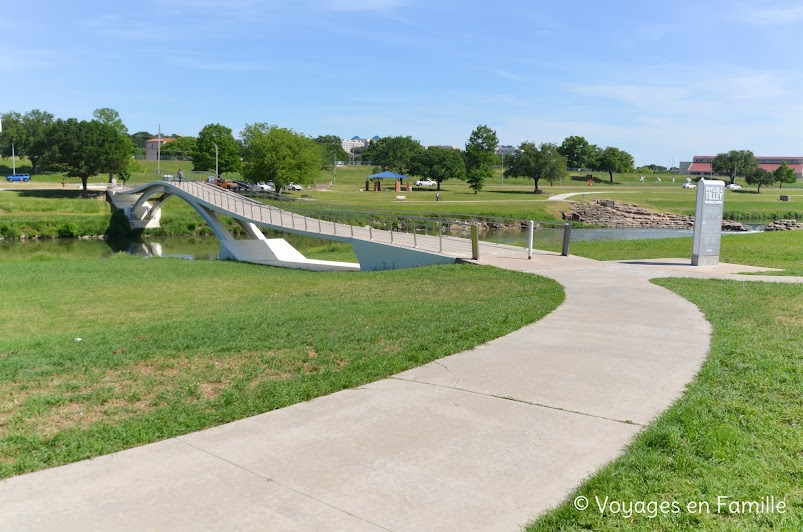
[745,167,775,193]
[773,162,798,189]
[558,135,594,169]
[22,110,56,174]
[464,125,499,193]
[93,108,128,136]
[130,131,154,150]
[160,136,197,159]
[712,150,757,184]
[315,135,349,169]
[588,146,634,183]
[363,135,424,174]
[44,119,132,194]
[0,110,56,174]
[194,124,241,174]
[503,142,567,193]
[241,123,320,192]
[408,146,466,190]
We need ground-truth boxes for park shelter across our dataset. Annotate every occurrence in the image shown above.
[366,171,411,192]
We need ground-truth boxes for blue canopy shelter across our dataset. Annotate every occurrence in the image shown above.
[367,171,409,180]
[366,171,410,192]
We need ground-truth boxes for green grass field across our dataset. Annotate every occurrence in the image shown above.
[0,258,564,478]
[529,279,803,530]
[4,156,803,222]
[3,156,803,529]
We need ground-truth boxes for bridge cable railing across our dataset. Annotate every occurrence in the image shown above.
[111,181,572,258]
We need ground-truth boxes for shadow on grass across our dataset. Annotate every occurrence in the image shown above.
[0,164,33,175]
[13,189,103,200]
[569,175,622,185]
[491,189,546,196]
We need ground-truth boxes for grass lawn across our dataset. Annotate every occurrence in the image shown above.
[529,278,803,530]
[0,257,564,478]
[538,230,803,276]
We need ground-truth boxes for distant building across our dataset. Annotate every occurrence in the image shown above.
[680,155,803,178]
[496,145,517,161]
[145,138,175,161]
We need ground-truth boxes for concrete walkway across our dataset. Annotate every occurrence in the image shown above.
[0,247,795,531]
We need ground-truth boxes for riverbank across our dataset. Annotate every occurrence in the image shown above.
[562,199,749,231]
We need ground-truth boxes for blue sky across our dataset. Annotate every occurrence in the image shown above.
[4,0,803,166]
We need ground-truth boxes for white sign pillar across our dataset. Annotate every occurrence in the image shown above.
[692,179,725,266]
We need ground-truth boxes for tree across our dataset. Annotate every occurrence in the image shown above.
[363,136,424,174]
[558,136,594,169]
[503,142,567,193]
[315,135,349,169]
[159,136,197,159]
[130,131,154,150]
[92,108,133,182]
[44,119,132,194]
[0,112,27,167]
[745,167,775,193]
[93,108,128,136]
[22,109,56,174]
[589,146,634,183]
[773,162,798,189]
[464,125,499,193]
[0,110,56,174]
[711,150,757,184]
[408,146,466,190]
[194,123,241,174]
[240,123,320,192]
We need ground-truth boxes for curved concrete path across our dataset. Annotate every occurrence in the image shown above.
[0,247,793,531]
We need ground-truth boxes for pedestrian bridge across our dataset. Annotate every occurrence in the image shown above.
[108,181,528,272]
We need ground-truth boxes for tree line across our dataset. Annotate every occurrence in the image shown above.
[1,108,639,194]
[711,150,797,193]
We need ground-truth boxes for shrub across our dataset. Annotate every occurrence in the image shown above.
[57,222,78,238]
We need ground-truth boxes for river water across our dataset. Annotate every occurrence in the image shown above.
[0,226,724,261]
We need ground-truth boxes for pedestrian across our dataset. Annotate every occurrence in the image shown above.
[177,168,184,182]
[61,178,65,189]
[435,192,440,201]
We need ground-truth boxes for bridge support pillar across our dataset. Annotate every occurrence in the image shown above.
[352,240,456,271]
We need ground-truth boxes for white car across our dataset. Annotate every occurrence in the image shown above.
[682,183,696,189]
[415,179,437,187]
[286,183,303,191]
[254,182,275,192]
[726,183,742,190]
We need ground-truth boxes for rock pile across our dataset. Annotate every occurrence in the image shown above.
[562,199,748,231]
[764,219,803,231]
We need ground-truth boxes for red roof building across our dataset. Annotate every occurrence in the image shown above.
[145,137,175,161]
[681,156,803,178]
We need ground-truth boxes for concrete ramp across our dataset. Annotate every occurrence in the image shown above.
[220,239,360,272]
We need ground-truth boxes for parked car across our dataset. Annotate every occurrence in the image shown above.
[726,183,742,190]
[415,179,437,187]
[286,183,303,191]
[217,179,240,190]
[682,182,696,189]
[254,182,275,192]
[234,180,254,190]
[6,174,31,182]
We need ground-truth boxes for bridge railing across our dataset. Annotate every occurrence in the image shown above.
[111,181,572,258]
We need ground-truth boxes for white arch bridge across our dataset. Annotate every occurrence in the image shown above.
[108,181,550,272]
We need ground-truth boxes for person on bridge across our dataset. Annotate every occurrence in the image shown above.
[177,169,184,183]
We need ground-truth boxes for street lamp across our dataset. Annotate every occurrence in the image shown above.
[212,142,219,178]
[333,140,338,185]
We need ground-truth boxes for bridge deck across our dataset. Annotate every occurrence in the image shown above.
[113,181,532,265]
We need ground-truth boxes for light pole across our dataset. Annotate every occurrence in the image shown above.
[212,142,219,178]
[333,140,337,185]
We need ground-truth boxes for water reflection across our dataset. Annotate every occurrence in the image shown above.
[0,225,758,261]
